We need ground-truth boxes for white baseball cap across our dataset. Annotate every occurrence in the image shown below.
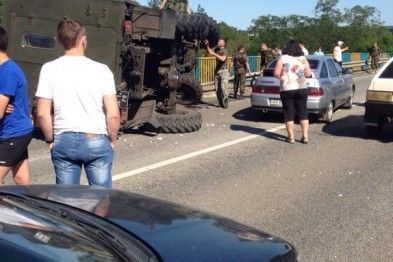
[338,41,344,45]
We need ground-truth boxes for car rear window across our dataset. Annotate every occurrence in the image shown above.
[379,61,393,78]
[307,60,319,69]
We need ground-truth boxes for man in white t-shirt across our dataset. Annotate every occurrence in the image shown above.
[35,17,120,188]
[333,40,349,66]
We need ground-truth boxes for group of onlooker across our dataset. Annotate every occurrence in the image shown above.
[0,19,120,188]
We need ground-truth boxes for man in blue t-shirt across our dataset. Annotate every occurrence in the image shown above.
[0,26,33,185]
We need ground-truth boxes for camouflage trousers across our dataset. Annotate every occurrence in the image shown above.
[215,69,230,101]
[371,57,379,70]
[234,71,246,95]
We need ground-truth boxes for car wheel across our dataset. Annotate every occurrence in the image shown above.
[323,102,334,124]
[344,89,354,109]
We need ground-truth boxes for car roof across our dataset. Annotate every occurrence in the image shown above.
[306,55,332,61]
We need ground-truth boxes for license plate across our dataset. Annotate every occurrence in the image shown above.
[269,99,281,107]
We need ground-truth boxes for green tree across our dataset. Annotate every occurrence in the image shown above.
[218,22,251,55]
[148,0,160,9]
[314,0,341,21]
[341,5,383,52]
[246,0,393,54]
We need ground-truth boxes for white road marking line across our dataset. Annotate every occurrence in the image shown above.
[112,124,286,181]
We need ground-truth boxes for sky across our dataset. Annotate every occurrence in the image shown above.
[137,0,393,30]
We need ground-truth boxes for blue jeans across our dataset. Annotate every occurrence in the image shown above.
[51,132,114,188]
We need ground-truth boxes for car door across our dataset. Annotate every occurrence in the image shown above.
[334,60,352,102]
[326,59,345,106]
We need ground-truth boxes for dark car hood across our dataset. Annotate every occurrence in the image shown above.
[0,185,296,261]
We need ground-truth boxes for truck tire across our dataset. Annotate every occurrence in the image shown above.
[155,110,202,133]
[177,74,203,105]
[176,13,220,46]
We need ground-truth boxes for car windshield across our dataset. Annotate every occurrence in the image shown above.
[379,61,393,78]
[0,193,159,262]
[0,196,121,261]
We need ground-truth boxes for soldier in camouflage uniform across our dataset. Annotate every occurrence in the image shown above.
[160,0,191,14]
[368,42,381,74]
[260,43,275,74]
[205,37,229,108]
[232,45,249,98]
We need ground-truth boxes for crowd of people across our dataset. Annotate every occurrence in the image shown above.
[0,0,383,187]
[0,19,121,188]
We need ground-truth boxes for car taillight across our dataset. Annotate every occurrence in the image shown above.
[252,86,262,93]
[124,20,132,35]
[308,87,324,96]
[262,86,280,94]
[252,86,280,94]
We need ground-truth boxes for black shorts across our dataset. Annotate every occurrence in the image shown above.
[280,89,309,121]
[0,132,33,167]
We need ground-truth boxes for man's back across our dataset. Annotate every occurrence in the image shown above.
[36,56,115,135]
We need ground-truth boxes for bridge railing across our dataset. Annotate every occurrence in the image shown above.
[194,52,392,87]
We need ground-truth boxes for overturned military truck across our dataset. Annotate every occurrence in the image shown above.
[1,0,219,133]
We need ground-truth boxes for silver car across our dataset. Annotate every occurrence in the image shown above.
[251,55,355,123]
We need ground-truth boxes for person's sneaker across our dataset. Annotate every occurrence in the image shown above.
[222,98,228,108]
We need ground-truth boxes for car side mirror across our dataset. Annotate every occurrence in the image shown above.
[343,68,353,74]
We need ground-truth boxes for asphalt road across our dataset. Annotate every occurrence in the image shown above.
[10,73,393,261]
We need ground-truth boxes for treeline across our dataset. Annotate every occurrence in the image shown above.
[220,0,393,56]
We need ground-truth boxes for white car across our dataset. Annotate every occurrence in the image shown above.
[251,56,355,123]
[364,57,393,137]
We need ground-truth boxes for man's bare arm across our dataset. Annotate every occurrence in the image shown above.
[36,98,54,142]
[159,0,168,9]
[274,57,283,79]
[103,94,120,145]
[0,94,10,119]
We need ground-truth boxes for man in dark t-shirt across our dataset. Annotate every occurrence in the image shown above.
[205,37,230,108]
[0,26,33,185]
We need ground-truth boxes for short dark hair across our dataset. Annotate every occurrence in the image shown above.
[238,44,244,51]
[218,36,226,41]
[0,26,8,52]
[57,17,86,50]
[282,40,304,57]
